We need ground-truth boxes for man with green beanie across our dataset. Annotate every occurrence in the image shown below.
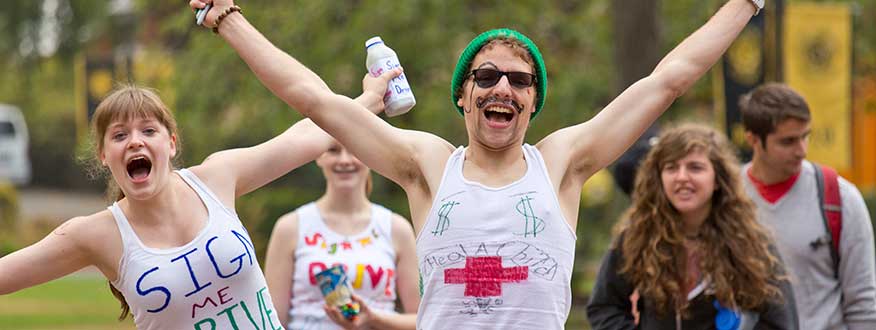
[192,0,764,328]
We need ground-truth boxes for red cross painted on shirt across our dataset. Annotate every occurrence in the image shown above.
[444,256,529,297]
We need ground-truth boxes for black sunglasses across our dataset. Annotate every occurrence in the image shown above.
[467,69,536,89]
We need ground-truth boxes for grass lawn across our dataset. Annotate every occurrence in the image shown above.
[0,272,136,330]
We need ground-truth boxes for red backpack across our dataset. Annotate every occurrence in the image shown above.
[813,164,843,278]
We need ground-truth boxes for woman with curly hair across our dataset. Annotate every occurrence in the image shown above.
[587,124,798,329]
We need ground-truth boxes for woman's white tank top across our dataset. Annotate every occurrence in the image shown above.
[109,169,283,330]
[288,202,397,330]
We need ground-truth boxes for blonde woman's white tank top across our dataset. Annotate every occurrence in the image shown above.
[109,169,283,330]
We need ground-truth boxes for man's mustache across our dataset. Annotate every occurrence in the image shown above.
[476,95,524,113]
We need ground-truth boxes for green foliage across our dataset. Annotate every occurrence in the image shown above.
[0,181,18,227]
[0,181,20,257]
[0,1,41,57]
[0,0,111,76]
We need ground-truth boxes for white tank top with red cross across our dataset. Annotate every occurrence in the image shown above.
[416,144,577,330]
[109,168,283,330]
[288,202,398,330]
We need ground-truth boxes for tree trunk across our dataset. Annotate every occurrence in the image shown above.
[611,0,661,92]
[610,0,662,196]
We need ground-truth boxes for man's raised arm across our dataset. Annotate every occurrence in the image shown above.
[541,0,759,181]
[189,0,444,188]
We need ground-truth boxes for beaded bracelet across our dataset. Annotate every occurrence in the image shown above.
[212,5,242,34]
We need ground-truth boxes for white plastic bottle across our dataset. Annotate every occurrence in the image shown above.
[365,36,416,117]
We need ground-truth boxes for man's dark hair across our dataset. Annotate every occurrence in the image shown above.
[739,83,810,148]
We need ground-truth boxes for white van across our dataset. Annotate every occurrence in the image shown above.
[0,104,31,185]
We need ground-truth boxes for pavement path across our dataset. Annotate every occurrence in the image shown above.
[18,187,107,223]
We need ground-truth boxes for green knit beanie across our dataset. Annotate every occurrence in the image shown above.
[450,28,547,120]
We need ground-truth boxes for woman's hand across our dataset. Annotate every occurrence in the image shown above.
[324,294,375,330]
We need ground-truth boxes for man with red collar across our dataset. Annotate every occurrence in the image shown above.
[741,83,876,329]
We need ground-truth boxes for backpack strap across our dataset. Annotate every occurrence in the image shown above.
[813,164,843,278]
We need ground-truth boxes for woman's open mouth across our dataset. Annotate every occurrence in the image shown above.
[126,156,153,183]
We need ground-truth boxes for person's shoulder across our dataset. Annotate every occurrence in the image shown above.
[277,209,300,221]
[807,161,865,200]
[63,209,114,232]
[800,160,828,185]
[836,176,871,217]
[413,131,456,165]
[388,212,416,251]
[183,165,218,186]
[805,162,871,219]
[389,127,451,154]
[56,209,118,247]
[389,213,414,234]
[612,231,628,253]
[273,210,301,233]
[837,175,864,195]
[405,129,454,149]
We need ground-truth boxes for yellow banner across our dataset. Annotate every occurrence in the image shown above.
[783,3,852,171]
